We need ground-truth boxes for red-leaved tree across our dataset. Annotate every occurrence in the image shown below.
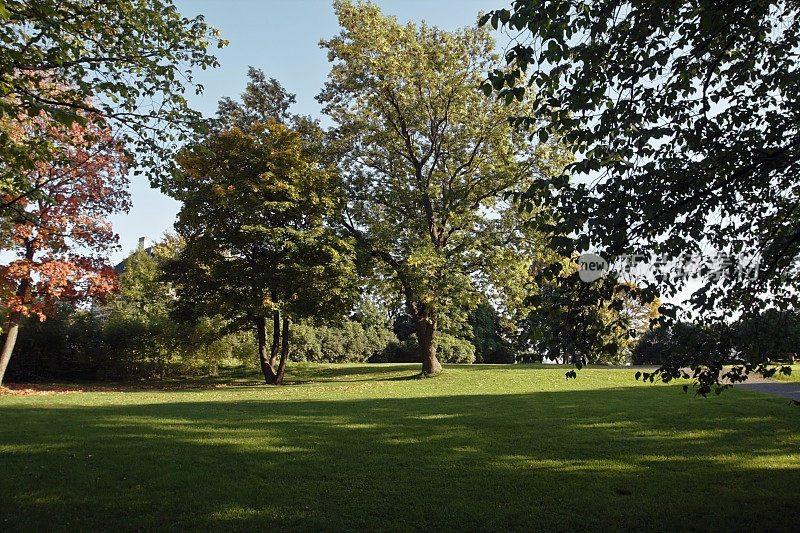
[0,106,130,385]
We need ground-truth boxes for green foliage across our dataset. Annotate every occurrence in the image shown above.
[5,243,258,381]
[388,303,515,363]
[524,262,658,366]
[483,1,800,387]
[0,0,226,205]
[468,302,515,364]
[216,67,296,130]
[432,332,476,364]
[7,306,104,380]
[8,307,231,381]
[373,332,475,364]
[164,109,358,383]
[319,1,566,370]
[634,312,799,376]
[372,338,419,364]
[633,319,794,397]
[166,121,356,325]
[631,325,673,366]
[391,313,416,342]
[105,246,194,377]
[288,298,398,363]
[631,322,718,367]
[108,248,170,320]
[732,309,800,363]
[291,318,397,363]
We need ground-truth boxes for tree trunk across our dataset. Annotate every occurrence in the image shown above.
[268,310,281,370]
[0,309,22,386]
[0,275,31,386]
[415,316,442,375]
[274,316,290,385]
[256,316,277,384]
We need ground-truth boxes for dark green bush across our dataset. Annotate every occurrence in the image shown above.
[370,332,475,364]
[291,319,397,363]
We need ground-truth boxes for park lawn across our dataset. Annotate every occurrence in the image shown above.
[1,364,799,532]
[767,364,800,383]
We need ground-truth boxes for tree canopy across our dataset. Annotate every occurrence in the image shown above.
[319,0,568,375]
[482,0,800,391]
[0,104,130,384]
[0,0,226,211]
[165,117,357,384]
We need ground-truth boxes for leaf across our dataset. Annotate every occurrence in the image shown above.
[538,129,549,143]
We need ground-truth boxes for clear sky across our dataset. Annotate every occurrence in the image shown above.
[108,0,511,263]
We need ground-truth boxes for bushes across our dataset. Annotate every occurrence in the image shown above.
[633,313,800,367]
[370,332,475,364]
[9,309,104,381]
[469,302,516,363]
[370,337,418,363]
[435,333,476,364]
[7,305,255,382]
[291,319,398,363]
[7,304,403,381]
[8,309,162,381]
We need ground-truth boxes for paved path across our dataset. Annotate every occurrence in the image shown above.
[735,377,800,402]
[598,366,800,401]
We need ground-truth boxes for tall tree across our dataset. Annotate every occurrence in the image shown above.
[0,106,130,385]
[164,121,357,384]
[0,0,226,217]
[215,67,335,170]
[215,67,296,130]
[318,0,567,374]
[483,0,800,392]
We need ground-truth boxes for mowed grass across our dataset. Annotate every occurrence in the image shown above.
[768,364,800,383]
[1,363,799,532]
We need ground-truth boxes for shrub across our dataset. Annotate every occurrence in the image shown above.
[291,319,398,363]
[370,337,419,363]
[371,332,475,364]
[9,308,104,381]
[435,333,476,364]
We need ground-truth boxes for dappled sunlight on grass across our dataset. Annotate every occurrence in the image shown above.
[1,363,799,530]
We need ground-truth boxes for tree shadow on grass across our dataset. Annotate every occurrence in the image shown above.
[1,387,798,531]
[286,363,418,381]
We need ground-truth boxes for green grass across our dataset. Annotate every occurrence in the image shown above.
[1,363,799,531]
[767,364,800,383]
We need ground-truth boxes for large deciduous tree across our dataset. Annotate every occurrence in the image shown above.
[0,0,226,217]
[318,0,566,375]
[164,120,357,385]
[0,107,130,385]
[483,0,800,392]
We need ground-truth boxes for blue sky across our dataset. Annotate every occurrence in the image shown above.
[109,0,511,263]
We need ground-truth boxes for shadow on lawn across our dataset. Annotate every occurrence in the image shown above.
[1,387,798,531]
[285,363,653,384]
[282,363,419,384]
